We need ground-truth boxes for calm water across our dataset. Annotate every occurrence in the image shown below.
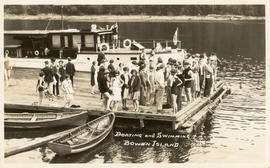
[4,20,266,163]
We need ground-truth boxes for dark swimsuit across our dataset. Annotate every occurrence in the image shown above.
[183,67,192,88]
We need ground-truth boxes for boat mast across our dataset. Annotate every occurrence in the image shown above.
[60,5,64,59]
[61,5,64,30]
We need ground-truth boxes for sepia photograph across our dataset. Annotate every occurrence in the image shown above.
[1,1,268,166]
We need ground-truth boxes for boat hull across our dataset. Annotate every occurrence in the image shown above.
[4,111,89,129]
[9,49,185,72]
[48,113,115,155]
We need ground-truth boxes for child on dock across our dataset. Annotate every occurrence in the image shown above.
[62,75,74,107]
[36,72,46,105]
[120,67,130,110]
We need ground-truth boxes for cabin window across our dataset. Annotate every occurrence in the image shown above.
[52,35,61,48]
[130,57,137,60]
[72,35,81,48]
[85,34,94,48]
[64,36,69,48]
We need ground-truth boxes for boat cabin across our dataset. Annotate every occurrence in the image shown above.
[4,24,127,59]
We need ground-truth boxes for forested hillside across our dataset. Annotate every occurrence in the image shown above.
[4,5,265,16]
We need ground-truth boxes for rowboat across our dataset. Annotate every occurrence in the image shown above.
[4,111,89,129]
[48,113,115,155]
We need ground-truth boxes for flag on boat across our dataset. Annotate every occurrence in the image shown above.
[173,27,178,45]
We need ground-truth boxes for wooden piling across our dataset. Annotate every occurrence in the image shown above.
[179,88,230,134]
[139,118,145,128]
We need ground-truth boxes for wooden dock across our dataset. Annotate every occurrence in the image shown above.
[4,68,231,157]
[4,81,230,158]
[5,80,230,131]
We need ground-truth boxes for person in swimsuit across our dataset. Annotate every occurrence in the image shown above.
[183,61,194,103]
[169,69,183,114]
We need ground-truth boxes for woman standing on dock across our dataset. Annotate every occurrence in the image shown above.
[183,61,194,103]
[4,52,12,87]
[36,72,46,106]
[110,70,124,111]
[176,64,185,110]
[90,61,96,94]
[129,69,141,112]
[169,69,183,113]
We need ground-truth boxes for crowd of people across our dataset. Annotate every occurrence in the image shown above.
[5,48,218,113]
[92,51,218,113]
[37,57,76,107]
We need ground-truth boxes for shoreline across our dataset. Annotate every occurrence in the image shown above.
[4,14,265,22]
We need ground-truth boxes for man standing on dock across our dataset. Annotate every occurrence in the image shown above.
[51,58,60,96]
[65,57,76,87]
[198,54,206,93]
[204,57,214,97]
[139,65,147,106]
[42,60,54,98]
[155,64,165,113]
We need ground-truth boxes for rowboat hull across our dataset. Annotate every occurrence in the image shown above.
[48,113,115,155]
[4,111,89,129]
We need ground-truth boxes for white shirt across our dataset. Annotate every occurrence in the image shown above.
[123,73,129,85]
[155,69,165,88]
[62,79,74,94]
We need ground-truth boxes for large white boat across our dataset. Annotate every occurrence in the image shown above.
[4,24,186,72]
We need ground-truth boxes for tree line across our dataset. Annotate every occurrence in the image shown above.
[4,5,265,16]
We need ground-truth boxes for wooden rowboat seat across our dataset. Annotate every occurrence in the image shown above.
[30,115,37,122]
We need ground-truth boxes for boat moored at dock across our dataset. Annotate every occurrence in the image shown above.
[48,113,115,155]
[4,111,89,128]
[4,24,186,72]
